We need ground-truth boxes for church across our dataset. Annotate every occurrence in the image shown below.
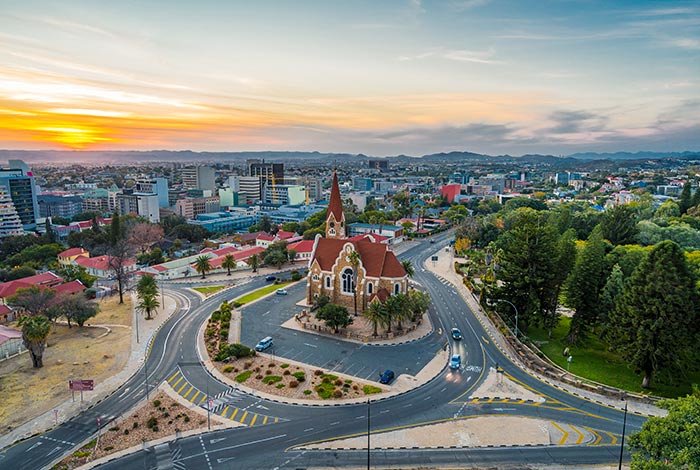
[306,172,408,312]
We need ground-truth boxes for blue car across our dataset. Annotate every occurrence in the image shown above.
[449,354,461,370]
[379,370,395,384]
[451,328,462,340]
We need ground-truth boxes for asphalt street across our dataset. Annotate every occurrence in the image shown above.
[0,234,648,469]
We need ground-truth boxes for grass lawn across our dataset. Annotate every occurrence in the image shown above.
[235,281,293,305]
[192,285,226,296]
[526,316,698,398]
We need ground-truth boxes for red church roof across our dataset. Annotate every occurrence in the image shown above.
[327,172,344,222]
[311,238,406,278]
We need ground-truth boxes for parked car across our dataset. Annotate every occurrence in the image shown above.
[449,354,461,370]
[379,369,395,384]
[265,275,276,282]
[430,239,436,244]
[451,328,462,340]
[276,288,288,295]
[255,336,273,351]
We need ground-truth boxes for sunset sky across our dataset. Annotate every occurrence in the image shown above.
[0,0,698,155]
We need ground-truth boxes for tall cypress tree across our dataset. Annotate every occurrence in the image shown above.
[564,226,608,344]
[599,263,624,341]
[690,187,700,211]
[109,212,122,246]
[600,205,638,245]
[614,240,698,388]
[678,181,693,215]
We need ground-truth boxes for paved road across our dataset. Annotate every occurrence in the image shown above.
[0,235,647,469]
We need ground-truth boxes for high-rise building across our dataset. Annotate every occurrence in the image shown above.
[181,166,215,192]
[368,159,388,170]
[0,160,38,228]
[0,184,24,237]
[230,176,262,205]
[284,177,323,203]
[263,184,305,206]
[135,178,169,208]
[249,161,283,186]
[175,197,220,219]
[117,190,161,223]
[37,194,83,219]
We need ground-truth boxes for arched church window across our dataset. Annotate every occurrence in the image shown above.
[367,282,373,294]
[330,221,335,228]
[325,276,331,288]
[394,283,400,295]
[342,268,354,293]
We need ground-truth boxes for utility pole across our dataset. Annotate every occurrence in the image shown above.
[135,300,140,344]
[367,399,371,470]
[206,371,211,431]
[618,401,628,470]
[144,358,149,400]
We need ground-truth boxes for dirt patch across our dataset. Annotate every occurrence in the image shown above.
[52,391,206,470]
[302,416,551,449]
[0,295,132,432]
[213,355,385,400]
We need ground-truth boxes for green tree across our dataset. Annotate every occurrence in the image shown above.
[287,249,297,264]
[45,219,56,243]
[628,386,700,469]
[599,264,624,341]
[691,187,700,210]
[264,250,287,269]
[137,292,160,320]
[109,212,122,246]
[18,314,51,368]
[678,181,693,215]
[444,204,468,224]
[58,265,97,288]
[600,205,638,245]
[363,301,384,337]
[541,228,577,338]
[315,303,353,333]
[386,293,411,331]
[613,240,698,388]
[194,255,212,279]
[401,260,415,278]
[136,274,158,299]
[248,253,259,273]
[58,294,100,327]
[108,239,133,304]
[654,200,680,220]
[222,254,237,276]
[8,286,57,318]
[407,289,431,322]
[564,226,609,344]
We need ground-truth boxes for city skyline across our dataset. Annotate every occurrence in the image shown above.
[0,0,698,155]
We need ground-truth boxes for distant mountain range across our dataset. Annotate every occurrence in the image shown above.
[1,149,698,165]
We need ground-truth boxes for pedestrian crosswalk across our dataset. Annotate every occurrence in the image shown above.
[166,369,281,427]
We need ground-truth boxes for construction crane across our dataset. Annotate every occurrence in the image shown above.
[305,176,310,205]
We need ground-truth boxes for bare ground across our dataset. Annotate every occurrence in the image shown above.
[0,295,132,432]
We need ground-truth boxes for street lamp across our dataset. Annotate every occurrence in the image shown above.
[618,400,628,470]
[497,299,519,338]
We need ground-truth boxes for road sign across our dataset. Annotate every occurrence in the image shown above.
[431,255,438,261]
[69,379,94,391]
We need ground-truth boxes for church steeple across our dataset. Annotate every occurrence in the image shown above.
[326,171,345,239]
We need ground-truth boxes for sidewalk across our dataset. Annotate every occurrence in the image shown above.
[0,292,180,450]
[424,248,665,417]
[164,264,296,285]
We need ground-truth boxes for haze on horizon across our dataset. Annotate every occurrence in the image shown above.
[0,0,698,157]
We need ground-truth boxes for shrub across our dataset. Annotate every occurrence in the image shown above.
[233,301,242,308]
[210,311,221,322]
[146,417,158,429]
[265,369,272,375]
[108,426,119,432]
[344,379,352,384]
[73,451,90,458]
[268,363,275,367]
[152,399,161,408]
[255,374,263,380]
[292,372,306,381]
[352,384,359,391]
[291,272,302,281]
[223,365,234,373]
[280,363,290,369]
[244,361,252,369]
[132,422,139,429]
[262,375,282,384]
[162,412,170,418]
[103,445,114,451]
[289,380,299,388]
[283,370,290,376]
[215,343,255,362]
[152,426,159,432]
[334,379,343,386]
[303,390,312,395]
[333,389,343,398]
[362,385,382,395]
[220,329,229,339]
[184,416,190,422]
[235,370,252,383]
[276,384,285,389]
[314,369,323,376]
[124,429,130,435]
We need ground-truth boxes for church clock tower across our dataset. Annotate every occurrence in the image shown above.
[325,171,346,239]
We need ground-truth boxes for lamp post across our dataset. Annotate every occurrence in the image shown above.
[498,299,519,338]
[367,399,371,470]
[618,401,628,470]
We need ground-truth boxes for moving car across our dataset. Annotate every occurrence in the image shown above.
[265,275,277,282]
[379,369,395,384]
[255,336,273,351]
[276,288,288,295]
[449,354,461,370]
[451,328,462,340]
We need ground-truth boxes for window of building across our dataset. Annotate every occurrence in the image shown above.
[342,268,354,293]
[394,283,400,295]
[367,282,373,294]
[325,276,331,288]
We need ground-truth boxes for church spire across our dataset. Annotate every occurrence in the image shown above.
[326,171,345,239]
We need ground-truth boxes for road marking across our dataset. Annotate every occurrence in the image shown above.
[423,395,432,401]
[585,427,602,445]
[262,416,268,425]
[221,406,229,417]
[47,446,63,456]
[230,408,239,420]
[183,386,194,398]
[239,411,248,423]
[27,441,43,451]
[605,431,618,445]
[250,414,258,426]
[303,343,318,348]
[487,397,494,403]
[571,425,584,445]
[551,421,569,445]
[171,376,184,389]
[481,336,489,344]
[275,417,279,423]
[379,410,389,414]
[472,398,479,403]
[176,381,188,394]
[355,415,365,419]
[304,427,314,432]
[217,457,235,464]
[402,404,413,408]
[190,391,200,403]
[167,370,180,382]
[198,435,213,470]
[210,437,226,444]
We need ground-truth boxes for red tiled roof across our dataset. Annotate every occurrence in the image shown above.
[0,272,64,299]
[233,246,265,261]
[54,280,86,295]
[0,305,13,315]
[368,288,390,304]
[311,238,406,278]
[276,230,296,240]
[257,234,276,241]
[58,247,88,258]
[287,240,314,253]
[347,233,388,243]
[0,324,22,344]
[327,172,344,222]
[151,265,168,272]
[212,246,239,257]
[75,255,135,272]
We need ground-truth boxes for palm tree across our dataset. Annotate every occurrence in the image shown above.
[136,275,158,298]
[363,301,384,337]
[18,314,51,368]
[386,294,410,331]
[408,289,431,322]
[222,254,237,276]
[248,254,259,273]
[137,294,160,320]
[194,255,212,279]
[348,250,361,316]
[379,300,393,334]
[401,260,415,278]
